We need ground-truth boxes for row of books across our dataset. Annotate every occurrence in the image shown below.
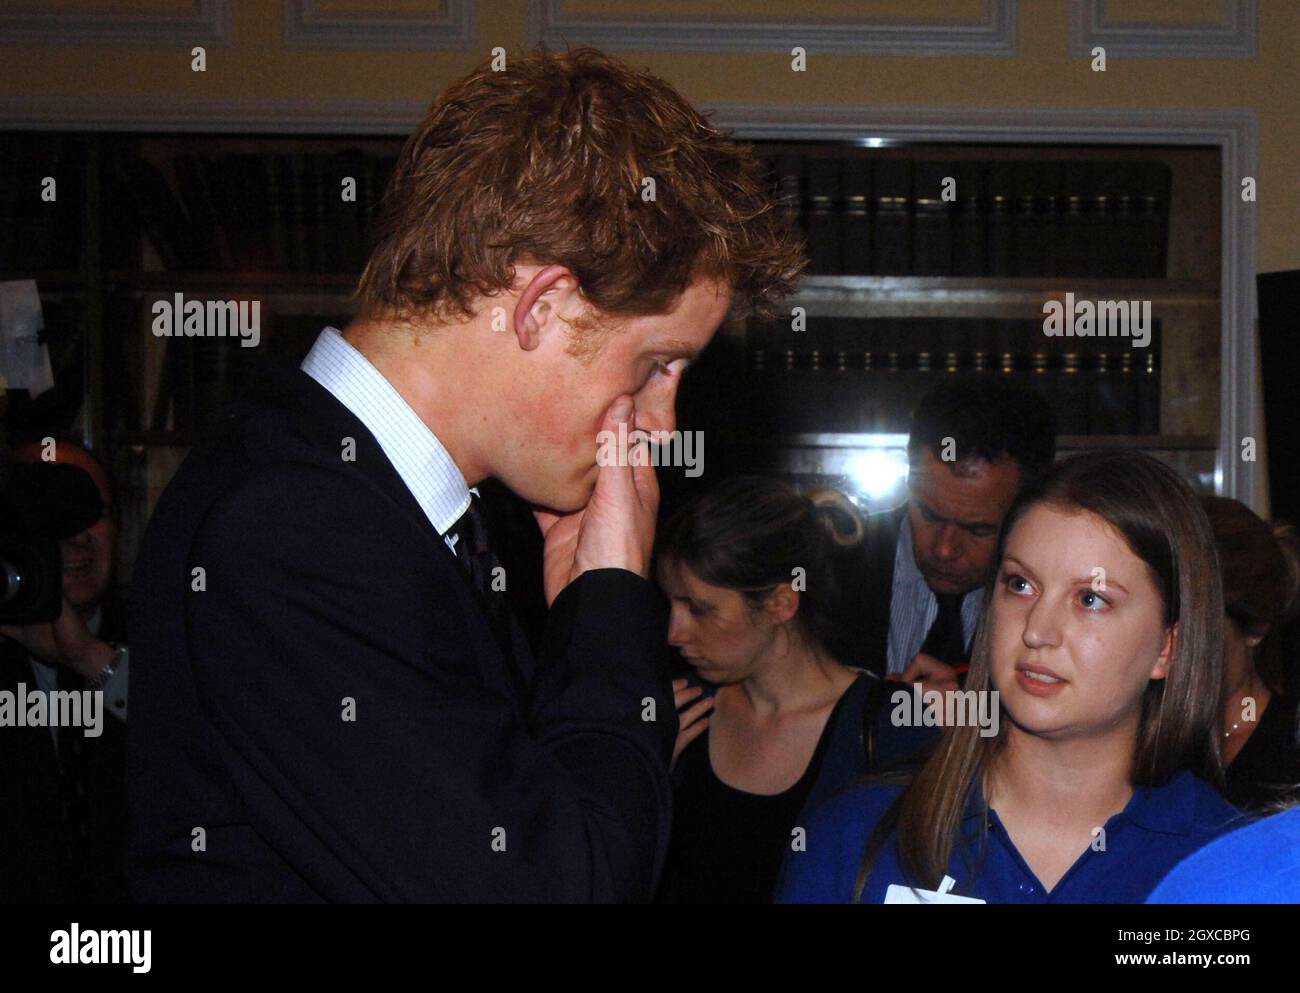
[767,155,1172,279]
[744,318,1161,435]
[111,149,398,272]
[0,134,86,272]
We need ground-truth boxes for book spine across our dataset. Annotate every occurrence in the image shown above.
[951,162,985,277]
[912,162,952,276]
[805,157,842,276]
[871,160,912,276]
[840,158,870,276]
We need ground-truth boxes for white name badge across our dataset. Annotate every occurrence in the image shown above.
[884,875,986,904]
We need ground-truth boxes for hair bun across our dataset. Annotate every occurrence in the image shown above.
[1272,521,1300,622]
[807,488,865,548]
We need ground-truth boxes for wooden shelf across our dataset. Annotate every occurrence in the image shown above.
[107,270,358,291]
[720,433,1215,452]
[791,275,1219,316]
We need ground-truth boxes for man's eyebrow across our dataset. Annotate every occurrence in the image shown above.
[918,499,996,532]
[656,338,702,360]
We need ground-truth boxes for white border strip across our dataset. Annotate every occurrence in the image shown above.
[528,0,1018,56]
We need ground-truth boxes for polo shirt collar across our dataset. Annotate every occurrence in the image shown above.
[961,768,1202,836]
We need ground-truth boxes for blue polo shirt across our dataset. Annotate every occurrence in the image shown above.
[1146,805,1300,903]
[775,769,1243,904]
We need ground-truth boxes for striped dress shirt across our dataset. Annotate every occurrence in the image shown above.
[885,511,985,675]
[301,326,475,557]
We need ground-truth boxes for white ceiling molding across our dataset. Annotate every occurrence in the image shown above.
[0,93,428,132]
[528,0,1018,56]
[282,0,476,50]
[0,0,232,46]
[1069,0,1257,58]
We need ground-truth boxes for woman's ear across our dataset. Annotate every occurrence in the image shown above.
[1150,622,1178,681]
[764,584,800,627]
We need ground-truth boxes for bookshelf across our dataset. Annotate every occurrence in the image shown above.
[0,132,1225,576]
[675,140,1223,513]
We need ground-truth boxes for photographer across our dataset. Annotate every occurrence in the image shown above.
[0,438,129,903]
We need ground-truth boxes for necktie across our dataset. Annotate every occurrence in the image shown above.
[920,591,969,667]
[449,495,499,598]
[447,494,536,710]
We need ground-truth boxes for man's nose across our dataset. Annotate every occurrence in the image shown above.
[635,383,679,438]
[933,523,963,562]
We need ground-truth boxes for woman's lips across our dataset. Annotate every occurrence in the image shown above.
[1015,664,1067,696]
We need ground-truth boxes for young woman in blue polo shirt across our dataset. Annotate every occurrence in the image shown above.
[776,450,1244,904]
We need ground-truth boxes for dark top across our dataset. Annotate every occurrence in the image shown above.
[126,358,676,903]
[0,595,129,904]
[825,504,908,677]
[1223,672,1300,810]
[776,769,1243,904]
[658,671,935,904]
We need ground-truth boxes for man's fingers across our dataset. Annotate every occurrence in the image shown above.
[900,652,952,683]
[591,395,638,503]
[678,697,714,729]
[673,683,703,709]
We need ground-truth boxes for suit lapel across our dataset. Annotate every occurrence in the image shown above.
[248,362,537,706]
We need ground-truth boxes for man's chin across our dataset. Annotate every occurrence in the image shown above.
[528,478,596,516]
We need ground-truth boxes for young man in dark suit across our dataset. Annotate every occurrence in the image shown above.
[126,48,803,903]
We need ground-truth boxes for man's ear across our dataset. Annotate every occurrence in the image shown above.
[513,264,579,351]
[1150,622,1177,681]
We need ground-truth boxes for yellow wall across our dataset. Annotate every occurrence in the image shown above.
[3,0,1293,272]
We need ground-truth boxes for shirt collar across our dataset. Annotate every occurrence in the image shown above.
[895,510,928,588]
[301,326,470,535]
[962,768,1205,837]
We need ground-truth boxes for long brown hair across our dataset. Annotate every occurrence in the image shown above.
[852,450,1224,901]
[1201,496,1300,696]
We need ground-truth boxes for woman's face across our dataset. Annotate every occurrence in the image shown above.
[989,503,1176,741]
[658,561,778,685]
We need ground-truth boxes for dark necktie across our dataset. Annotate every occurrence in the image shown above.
[448,494,517,657]
[920,591,969,667]
[448,494,537,712]
[449,495,499,598]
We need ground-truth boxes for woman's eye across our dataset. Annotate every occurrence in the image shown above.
[1003,573,1031,595]
[1079,590,1108,611]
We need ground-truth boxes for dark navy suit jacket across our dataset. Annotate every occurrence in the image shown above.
[827,504,909,678]
[126,360,677,902]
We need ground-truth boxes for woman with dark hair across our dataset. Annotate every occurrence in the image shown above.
[775,450,1243,904]
[655,475,934,903]
[1201,496,1300,809]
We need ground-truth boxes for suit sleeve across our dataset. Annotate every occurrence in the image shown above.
[185,462,675,902]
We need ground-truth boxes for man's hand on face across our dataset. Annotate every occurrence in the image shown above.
[0,594,112,682]
[533,394,659,605]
